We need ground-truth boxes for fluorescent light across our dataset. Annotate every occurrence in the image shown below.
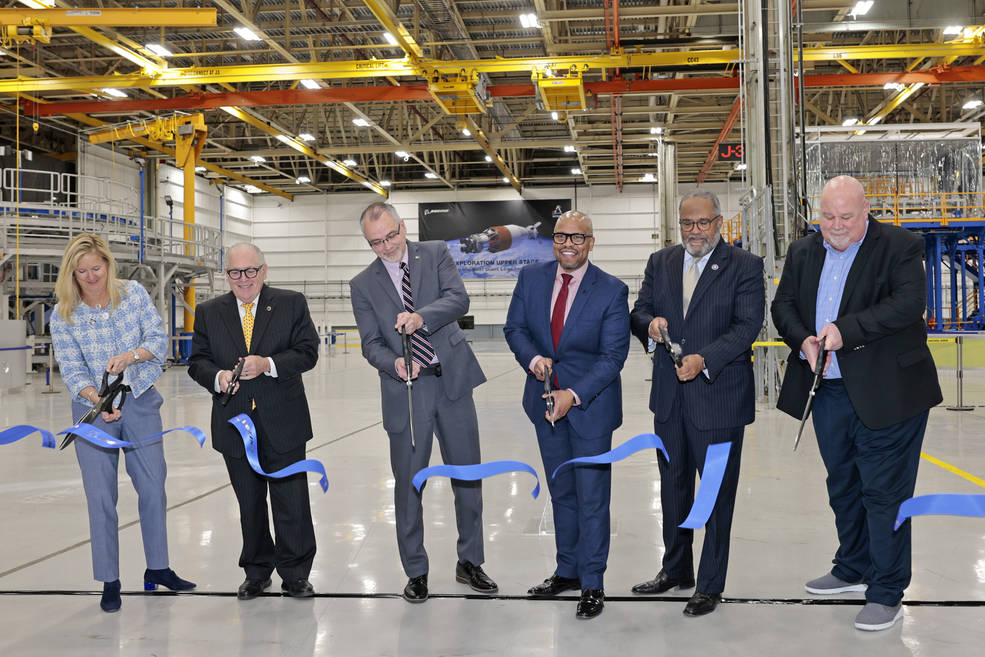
[551,111,559,121]
[424,172,438,179]
[850,1,873,17]
[352,118,370,127]
[842,117,859,126]
[146,43,173,57]
[343,159,357,167]
[639,173,657,182]
[394,150,409,159]
[298,133,316,142]
[195,166,206,173]
[647,152,659,157]
[944,25,964,35]
[734,163,748,171]
[868,116,883,125]
[571,168,582,175]
[276,135,293,144]
[461,128,471,136]
[519,13,541,29]
[380,180,392,187]
[383,32,399,46]
[650,126,663,135]
[234,26,262,41]
[563,145,576,152]
[296,176,311,184]
[250,155,266,164]
[484,155,493,162]
[299,79,320,89]
[963,99,984,110]
[244,185,263,194]
[883,82,904,91]
[101,88,127,98]
[502,177,510,183]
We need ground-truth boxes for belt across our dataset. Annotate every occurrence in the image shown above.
[419,363,442,377]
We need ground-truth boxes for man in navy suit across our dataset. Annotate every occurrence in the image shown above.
[629,190,764,617]
[504,210,630,619]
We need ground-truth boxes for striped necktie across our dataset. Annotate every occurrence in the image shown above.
[399,262,436,368]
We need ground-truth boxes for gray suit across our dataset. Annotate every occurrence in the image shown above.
[350,240,486,577]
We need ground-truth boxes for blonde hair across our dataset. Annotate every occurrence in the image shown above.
[54,233,125,323]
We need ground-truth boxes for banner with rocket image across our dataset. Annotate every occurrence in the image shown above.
[418,199,572,278]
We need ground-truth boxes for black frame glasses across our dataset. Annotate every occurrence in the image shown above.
[225,266,263,280]
[552,232,593,245]
[367,225,402,249]
[679,216,721,230]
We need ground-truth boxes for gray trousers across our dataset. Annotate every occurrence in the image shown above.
[388,374,484,578]
[71,386,168,583]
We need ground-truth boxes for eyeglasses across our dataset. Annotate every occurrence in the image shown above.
[367,225,402,249]
[552,232,593,245]
[679,216,721,230]
[226,266,263,280]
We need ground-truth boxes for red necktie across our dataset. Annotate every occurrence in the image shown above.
[551,273,573,350]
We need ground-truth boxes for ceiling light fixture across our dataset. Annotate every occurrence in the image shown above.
[101,88,127,98]
[519,13,541,29]
[883,82,904,91]
[380,180,392,187]
[343,159,357,167]
[298,133,316,142]
[502,177,510,183]
[250,155,266,164]
[424,172,438,179]
[842,117,859,126]
[650,126,663,135]
[850,1,873,18]
[944,25,964,35]
[563,145,576,152]
[639,173,657,182]
[296,176,311,184]
[299,79,320,89]
[195,166,206,173]
[551,111,559,121]
[734,163,748,171]
[484,155,493,162]
[146,43,173,57]
[394,150,410,159]
[963,99,984,110]
[571,168,582,175]
[352,118,371,127]
[233,26,262,41]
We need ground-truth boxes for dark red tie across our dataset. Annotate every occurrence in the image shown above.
[551,273,573,350]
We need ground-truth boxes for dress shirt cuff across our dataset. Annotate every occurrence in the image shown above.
[568,389,581,406]
[647,338,657,354]
[213,371,223,394]
[528,355,543,372]
[702,368,710,380]
[265,357,278,378]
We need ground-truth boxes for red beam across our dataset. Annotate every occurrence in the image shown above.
[25,66,985,117]
[697,97,741,185]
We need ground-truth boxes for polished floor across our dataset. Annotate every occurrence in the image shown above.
[1,345,984,656]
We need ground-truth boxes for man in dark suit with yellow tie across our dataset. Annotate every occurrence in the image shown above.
[188,242,320,600]
[629,190,764,617]
[350,202,497,603]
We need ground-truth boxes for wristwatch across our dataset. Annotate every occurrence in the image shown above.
[132,350,140,362]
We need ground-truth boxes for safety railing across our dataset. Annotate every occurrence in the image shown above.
[806,190,985,228]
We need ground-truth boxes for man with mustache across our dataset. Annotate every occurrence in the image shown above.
[772,175,941,631]
[629,189,765,617]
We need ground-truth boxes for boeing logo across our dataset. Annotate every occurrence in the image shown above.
[424,208,450,216]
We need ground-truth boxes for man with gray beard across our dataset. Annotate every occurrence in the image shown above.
[628,189,764,617]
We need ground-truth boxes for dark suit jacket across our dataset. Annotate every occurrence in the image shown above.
[771,219,942,430]
[630,240,765,430]
[187,285,319,456]
[349,240,486,434]
[503,261,630,439]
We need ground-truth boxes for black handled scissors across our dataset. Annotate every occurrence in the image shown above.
[60,371,130,450]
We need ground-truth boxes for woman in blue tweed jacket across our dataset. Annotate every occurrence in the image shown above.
[50,233,194,612]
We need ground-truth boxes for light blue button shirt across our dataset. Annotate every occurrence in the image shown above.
[815,223,868,379]
[51,280,168,404]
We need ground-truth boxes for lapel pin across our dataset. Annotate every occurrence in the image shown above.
[266,306,271,311]
[711,264,719,271]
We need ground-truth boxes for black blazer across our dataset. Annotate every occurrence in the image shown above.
[771,219,942,430]
[631,240,765,430]
[188,285,319,456]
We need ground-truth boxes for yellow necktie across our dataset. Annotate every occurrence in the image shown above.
[242,302,254,350]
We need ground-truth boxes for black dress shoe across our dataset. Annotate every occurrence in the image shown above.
[683,591,721,617]
[237,577,272,601]
[455,561,498,593]
[631,569,696,595]
[403,574,428,603]
[100,580,121,613]
[281,578,315,598]
[528,574,582,596]
[576,589,605,619]
[144,567,196,591]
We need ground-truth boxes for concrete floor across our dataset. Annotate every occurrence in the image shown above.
[1,346,984,656]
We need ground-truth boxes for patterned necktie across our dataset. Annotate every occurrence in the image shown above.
[241,302,254,350]
[683,259,700,318]
[399,262,436,368]
[551,273,573,350]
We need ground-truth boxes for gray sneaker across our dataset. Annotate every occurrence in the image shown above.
[854,602,903,631]
[804,573,866,594]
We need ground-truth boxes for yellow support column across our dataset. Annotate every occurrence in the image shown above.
[174,116,207,331]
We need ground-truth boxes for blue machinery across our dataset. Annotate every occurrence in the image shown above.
[924,228,985,332]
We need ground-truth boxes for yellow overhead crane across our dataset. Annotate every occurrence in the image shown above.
[90,114,207,332]
[0,7,217,47]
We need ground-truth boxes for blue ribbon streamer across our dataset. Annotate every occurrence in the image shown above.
[679,442,732,530]
[0,425,56,449]
[56,423,207,449]
[551,433,670,480]
[227,414,329,492]
[894,494,985,530]
[412,460,541,499]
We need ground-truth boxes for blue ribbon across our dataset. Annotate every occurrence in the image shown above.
[894,494,985,530]
[227,414,329,492]
[57,423,207,449]
[680,442,732,529]
[412,460,541,499]
[551,433,670,480]
[0,425,56,449]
